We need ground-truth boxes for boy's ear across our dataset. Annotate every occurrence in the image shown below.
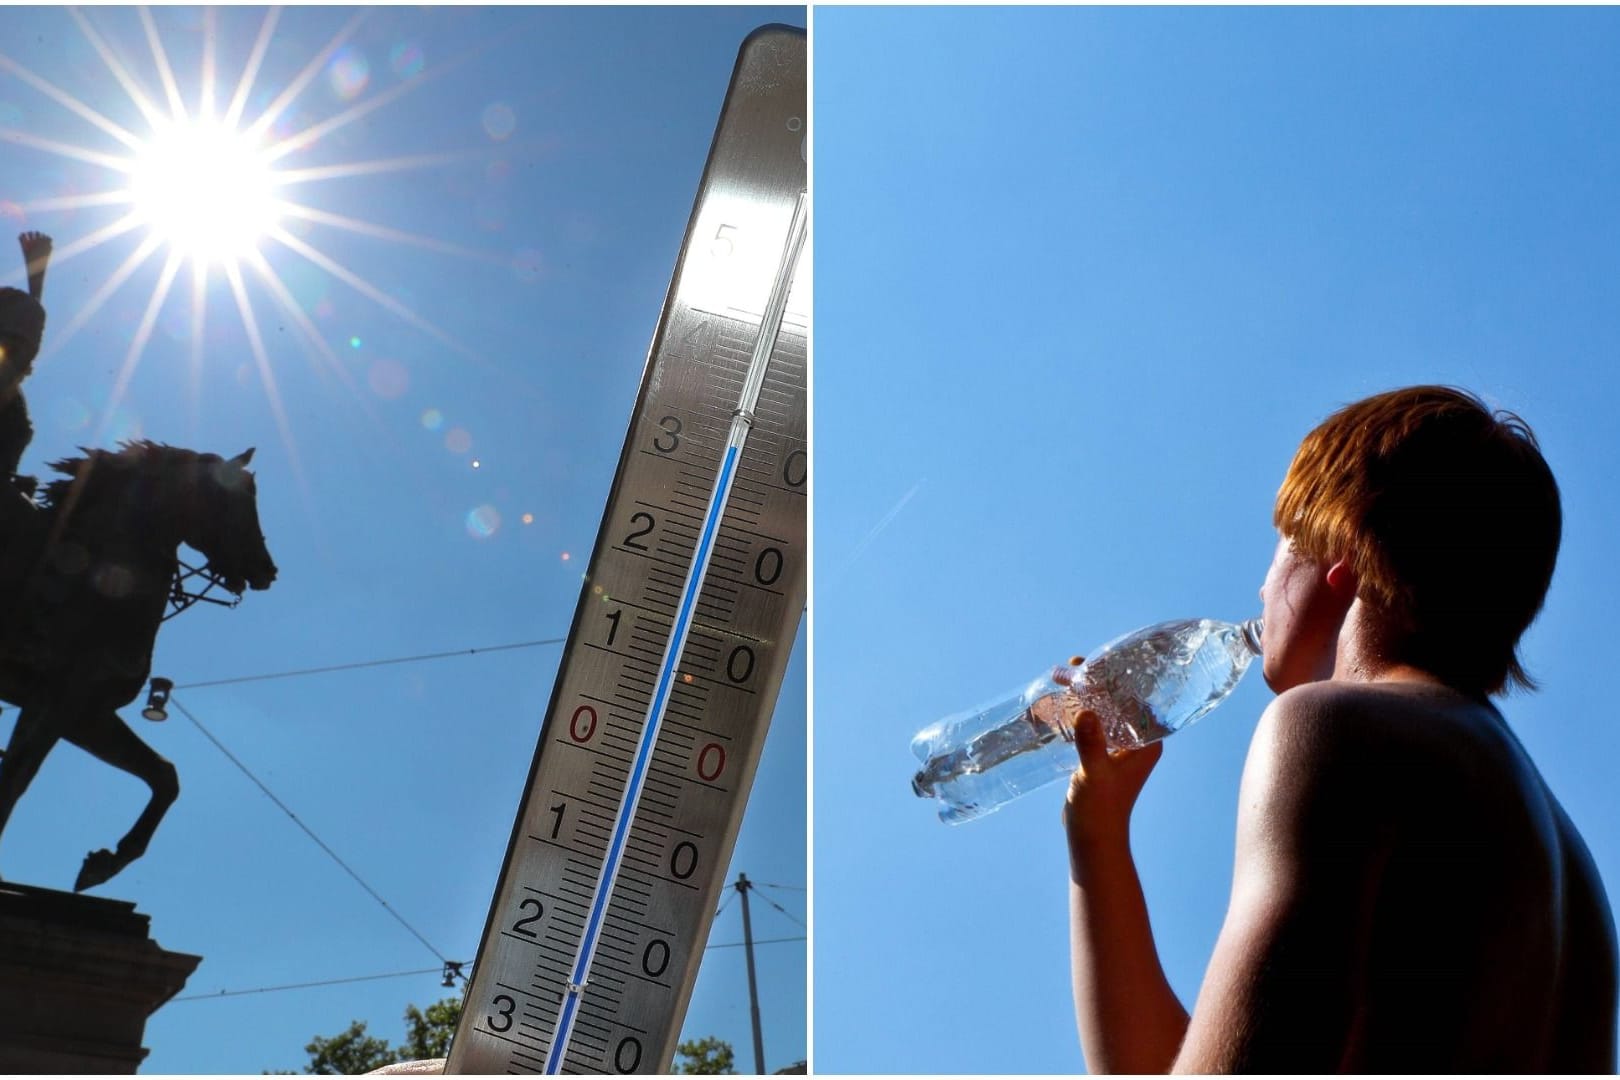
[1324,558,1358,598]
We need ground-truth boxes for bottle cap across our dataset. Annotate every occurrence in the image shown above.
[1050,663,1081,687]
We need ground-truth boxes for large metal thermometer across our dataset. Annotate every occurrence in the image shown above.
[446,26,806,1075]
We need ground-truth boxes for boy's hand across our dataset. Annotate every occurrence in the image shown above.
[1059,654,1165,850]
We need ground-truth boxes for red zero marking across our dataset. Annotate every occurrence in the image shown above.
[569,705,598,743]
[696,743,726,782]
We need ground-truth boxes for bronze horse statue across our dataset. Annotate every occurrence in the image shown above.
[0,440,277,891]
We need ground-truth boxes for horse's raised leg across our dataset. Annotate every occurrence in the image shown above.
[62,709,178,892]
[0,705,62,880]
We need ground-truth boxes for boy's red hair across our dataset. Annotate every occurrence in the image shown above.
[1274,386,1561,696]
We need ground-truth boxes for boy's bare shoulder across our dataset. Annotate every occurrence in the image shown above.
[1259,678,1496,752]
[1254,680,1422,760]
[1245,679,1513,817]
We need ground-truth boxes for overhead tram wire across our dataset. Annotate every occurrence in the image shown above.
[173,883,807,1004]
[165,635,564,973]
[157,638,563,978]
[160,621,809,1000]
[172,931,809,1003]
[175,637,567,690]
[172,696,460,972]
[750,886,806,930]
[705,935,805,950]
[173,967,444,1002]
[168,634,566,967]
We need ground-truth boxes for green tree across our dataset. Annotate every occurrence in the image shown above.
[401,997,462,1061]
[674,1036,736,1075]
[290,997,463,1074]
[291,1000,728,1074]
[302,1019,399,1075]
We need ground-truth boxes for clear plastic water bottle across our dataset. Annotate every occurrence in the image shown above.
[910,617,1263,824]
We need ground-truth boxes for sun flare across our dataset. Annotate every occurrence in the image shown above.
[128,114,281,267]
[0,6,496,474]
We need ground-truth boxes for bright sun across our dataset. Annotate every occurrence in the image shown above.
[4,4,482,453]
[128,115,281,267]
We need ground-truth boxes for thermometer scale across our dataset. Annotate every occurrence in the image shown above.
[447,26,806,1074]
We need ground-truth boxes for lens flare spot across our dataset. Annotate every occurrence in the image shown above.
[390,42,425,80]
[521,513,534,525]
[474,196,508,234]
[445,427,473,454]
[465,504,500,539]
[315,297,335,320]
[328,48,371,101]
[93,563,137,599]
[471,459,481,469]
[53,397,92,432]
[482,102,517,141]
[511,248,543,284]
[367,358,409,399]
[486,158,512,183]
[681,673,694,684]
[103,406,144,444]
[421,408,443,431]
[349,336,362,349]
[0,200,23,225]
[159,302,192,343]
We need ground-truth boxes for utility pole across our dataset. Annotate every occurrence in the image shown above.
[734,872,766,1074]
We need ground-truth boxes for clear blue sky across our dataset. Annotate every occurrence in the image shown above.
[0,6,804,1073]
[814,6,1620,1073]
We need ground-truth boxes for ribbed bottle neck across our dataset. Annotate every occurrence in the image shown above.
[1239,616,1264,656]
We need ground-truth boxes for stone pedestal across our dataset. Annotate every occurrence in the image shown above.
[0,882,200,1073]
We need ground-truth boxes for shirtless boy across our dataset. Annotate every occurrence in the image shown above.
[1065,385,1618,1072]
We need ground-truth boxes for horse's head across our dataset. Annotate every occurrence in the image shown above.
[189,448,277,595]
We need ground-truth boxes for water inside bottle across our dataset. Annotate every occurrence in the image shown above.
[911,706,1067,797]
[911,618,1262,822]
[1073,618,1255,749]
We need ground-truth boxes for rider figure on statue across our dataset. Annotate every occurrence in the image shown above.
[0,231,52,505]
[0,232,52,603]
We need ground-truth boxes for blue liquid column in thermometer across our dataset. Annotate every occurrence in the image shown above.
[446,26,806,1075]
